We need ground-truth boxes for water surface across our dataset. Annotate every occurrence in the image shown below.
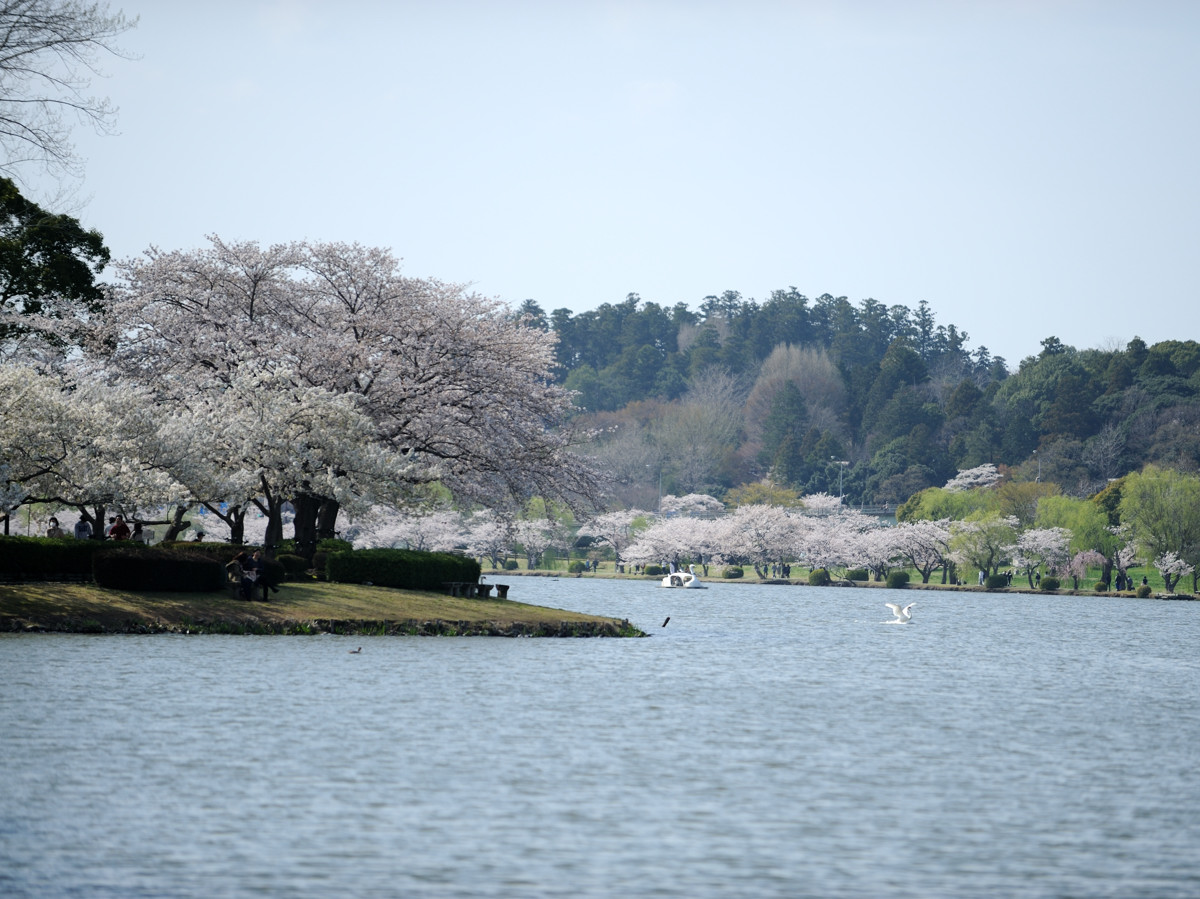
[3,579,1198,897]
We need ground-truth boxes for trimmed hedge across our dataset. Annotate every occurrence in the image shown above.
[846,568,869,581]
[722,566,744,579]
[326,548,480,591]
[1041,576,1060,591]
[0,534,111,578]
[808,568,831,586]
[277,553,310,576]
[93,546,224,592]
[985,574,1009,589]
[1137,584,1152,598]
[160,542,284,587]
[886,570,910,589]
[644,565,664,576]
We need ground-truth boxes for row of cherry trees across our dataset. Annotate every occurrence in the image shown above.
[339,469,1198,593]
[1,237,599,550]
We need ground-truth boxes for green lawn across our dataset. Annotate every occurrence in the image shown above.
[0,579,643,635]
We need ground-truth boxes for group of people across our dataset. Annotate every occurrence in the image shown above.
[226,550,269,601]
[47,514,147,543]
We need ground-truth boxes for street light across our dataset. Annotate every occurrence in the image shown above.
[831,456,849,498]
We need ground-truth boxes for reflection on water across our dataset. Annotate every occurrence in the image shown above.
[3,579,1199,898]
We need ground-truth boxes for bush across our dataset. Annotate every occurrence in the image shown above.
[326,548,480,591]
[568,561,586,573]
[277,553,310,577]
[317,538,354,554]
[1040,576,1060,591]
[886,570,910,589]
[985,574,1009,589]
[846,568,869,581]
[1137,584,1152,598]
[808,568,831,586]
[722,566,744,579]
[1095,581,1108,592]
[644,565,664,576]
[504,559,519,570]
[0,534,111,579]
[93,546,224,592]
[163,542,284,588]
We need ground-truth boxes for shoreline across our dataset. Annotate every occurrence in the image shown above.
[0,580,647,637]
[497,568,1198,600]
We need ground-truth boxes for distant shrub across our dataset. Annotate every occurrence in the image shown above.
[808,568,831,586]
[846,568,869,581]
[163,543,283,588]
[568,561,586,573]
[886,570,910,589]
[723,566,744,579]
[326,548,480,591]
[93,547,224,592]
[1137,584,1152,598]
[1095,581,1108,592]
[504,559,519,570]
[313,552,328,577]
[277,553,310,576]
[317,538,354,554]
[0,534,110,579]
[1040,576,1060,591]
[985,574,1009,589]
[644,565,664,576]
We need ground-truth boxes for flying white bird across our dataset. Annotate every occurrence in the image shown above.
[885,602,915,624]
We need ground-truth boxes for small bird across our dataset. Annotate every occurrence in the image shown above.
[349,646,362,654]
[662,616,670,627]
[885,602,915,624]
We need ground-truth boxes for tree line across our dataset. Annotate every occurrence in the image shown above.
[525,294,1199,508]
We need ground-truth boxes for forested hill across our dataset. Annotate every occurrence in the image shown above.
[519,292,1200,509]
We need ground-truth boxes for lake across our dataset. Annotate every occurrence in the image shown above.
[2,577,1199,898]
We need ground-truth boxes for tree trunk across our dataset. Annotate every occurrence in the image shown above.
[292,492,320,560]
[161,505,191,542]
[256,477,285,558]
[316,498,340,541]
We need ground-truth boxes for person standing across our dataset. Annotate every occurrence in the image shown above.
[46,517,65,538]
[73,517,92,539]
[108,515,131,540]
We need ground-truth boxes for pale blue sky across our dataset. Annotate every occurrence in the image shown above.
[47,0,1200,366]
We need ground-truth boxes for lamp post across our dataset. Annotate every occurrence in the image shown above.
[831,456,849,498]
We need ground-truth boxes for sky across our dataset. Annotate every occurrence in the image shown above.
[31,0,1200,367]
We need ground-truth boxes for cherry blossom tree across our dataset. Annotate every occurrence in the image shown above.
[349,508,465,552]
[624,515,721,572]
[944,464,1002,492]
[892,519,952,583]
[798,492,844,516]
[659,493,724,517]
[578,509,651,570]
[713,504,796,576]
[1067,550,1107,590]
[1153,551,1193,594]
[96,237,599,550]
[0,362,185,534]
[513,518,559,570]
[1012,527,1071,587]
[463,509,515,569]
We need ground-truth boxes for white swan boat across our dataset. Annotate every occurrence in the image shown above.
[661,564,706,588]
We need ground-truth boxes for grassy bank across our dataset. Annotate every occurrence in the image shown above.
[0,580,645,637]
